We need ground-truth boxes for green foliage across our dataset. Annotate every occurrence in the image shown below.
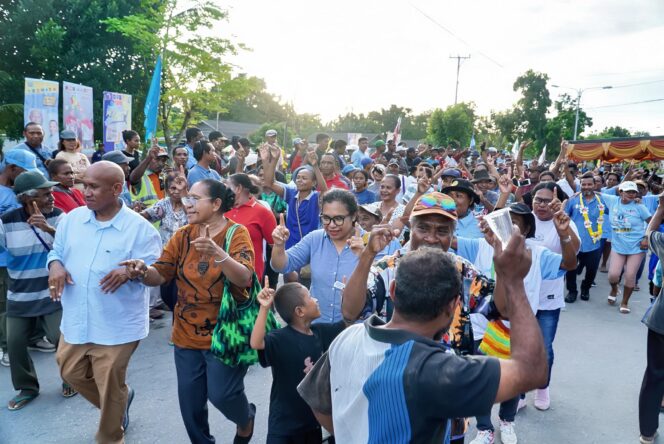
[328,105,429,140]
[248,122,295,153]
[586,126,632,139]
[512,70,551,149]
[426,103,476,147]
[0,0,162,140]
[544,93,592,159]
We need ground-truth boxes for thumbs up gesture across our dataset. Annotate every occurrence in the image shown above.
[191,224,223,257]
[347,225,365,256]
[28,201,54,234]
[272,213,290,247]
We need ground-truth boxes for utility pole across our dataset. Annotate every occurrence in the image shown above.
[449,54,470,104]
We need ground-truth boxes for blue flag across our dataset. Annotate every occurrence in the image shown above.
[144,55,162,141]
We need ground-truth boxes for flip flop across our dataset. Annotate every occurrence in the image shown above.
[607,295,617,305]
[61,383,78,398]
[620,306,631,314]
[7,392,38,411]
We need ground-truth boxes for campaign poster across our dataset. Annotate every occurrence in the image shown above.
[347,133,363,146]
[24,78,59,150]
[63,81,94,148]
[103,92,132,152]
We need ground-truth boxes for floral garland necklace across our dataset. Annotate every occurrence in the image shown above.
[579,194,604,243]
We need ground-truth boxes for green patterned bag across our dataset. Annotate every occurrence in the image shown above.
[210,224,280,367]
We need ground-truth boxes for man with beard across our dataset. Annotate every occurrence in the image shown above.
[564,172,613,302]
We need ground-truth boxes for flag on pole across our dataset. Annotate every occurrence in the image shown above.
[392,116,402,145]
[470,133,476,149]
[511,138,519,157]
[144,55,162,141]
[538,144,547,164]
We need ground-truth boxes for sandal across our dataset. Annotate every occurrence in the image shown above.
[620,306,631,314]
[62,383,78,398]
[607,295,617,305]
[8,391,38,411]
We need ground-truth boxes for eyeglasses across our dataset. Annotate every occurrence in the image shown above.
[182,196,212,206]
[533,197,553,206]
[320,214,350,226]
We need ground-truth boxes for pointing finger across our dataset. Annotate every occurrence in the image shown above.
[355,225,361,237]
[264,275,270,289]
[32,201,42,215]
[180,164,185,176]
[204,224,210,238]
[279,213,285,226]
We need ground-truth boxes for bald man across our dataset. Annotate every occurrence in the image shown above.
[47,161,161,443]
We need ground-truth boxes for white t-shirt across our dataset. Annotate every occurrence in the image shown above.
[531,216,580,310]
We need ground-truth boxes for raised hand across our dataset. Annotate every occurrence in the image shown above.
[48,261,74,301]
[258,144,270,163]
[269,144,281,160]
[552,209,571,233]
[365,225,399,256]
[498,175,513,194]
[548,186,563,213]
[272,213,290,247]
[190,224,222,256]
[479,217,498,248]
[306,150,318,167]
[381,207,394,225]
[257,276,275,308]
[417,176,431,195]
[119,259,148,280]
[347,225,364,256]
[519,140,531,151]
[492,224,532,282]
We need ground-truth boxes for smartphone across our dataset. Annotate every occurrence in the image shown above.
[512,178,531,187]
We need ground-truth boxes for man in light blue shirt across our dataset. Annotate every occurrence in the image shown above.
[13,122,52,178]
[187,140,222,187]
[47,161,161,442]
[184,127,203,170]
[351,137,371,168]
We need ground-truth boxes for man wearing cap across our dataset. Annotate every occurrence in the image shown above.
[13,123,52,179]
[48,161,161,442]
[265,129,288,172]
[102,151,134,207]
[187,139,222,188]
[370,139,386,160]
[351,137,370,168]
[129,143,169,210]
[472,169,500,212]
[228,137,252,174]
[183,127,204,170]
[312,192,548,443]
[0,171,70,410]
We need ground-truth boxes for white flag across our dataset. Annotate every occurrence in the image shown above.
[538,145,547,164]
[511,138,519,157]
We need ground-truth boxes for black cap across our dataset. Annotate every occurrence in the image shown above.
[441,179,480,204]
[508,202,536,238]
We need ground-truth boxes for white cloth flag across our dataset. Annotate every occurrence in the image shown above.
[538,145,547,164]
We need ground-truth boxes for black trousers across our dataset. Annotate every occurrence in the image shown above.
[639,328,664,437]
[264,244,279,290]
[566,248,602,294]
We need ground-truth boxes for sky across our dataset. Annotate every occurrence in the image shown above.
[217,0,664,136]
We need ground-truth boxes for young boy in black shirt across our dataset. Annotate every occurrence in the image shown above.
[251,278,350,444]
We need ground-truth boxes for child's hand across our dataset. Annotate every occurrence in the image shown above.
[258,276,275,308]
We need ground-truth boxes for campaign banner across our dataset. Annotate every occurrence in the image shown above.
[103,92,132,152]
[63,81,94,148]
[24,78,59,151]
[347,133,363,146]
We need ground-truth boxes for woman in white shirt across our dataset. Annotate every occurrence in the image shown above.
[55,129,90,192]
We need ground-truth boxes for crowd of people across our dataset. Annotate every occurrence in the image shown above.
[1,121,664,444]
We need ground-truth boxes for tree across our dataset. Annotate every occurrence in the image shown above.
[105,0,255,148]
[544,93,592,159]
[490,107,525,147]
[512,70,552,149]
[587,126,632,139]
[426,102,475,147]
[327,105,429,140]
[0,0,161,140]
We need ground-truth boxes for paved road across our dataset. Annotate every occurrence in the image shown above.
[0,270,657,443]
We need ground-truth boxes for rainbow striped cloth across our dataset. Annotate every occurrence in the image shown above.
[479,319,511,359]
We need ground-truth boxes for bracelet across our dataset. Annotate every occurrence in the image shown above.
[214,254,231,264]
[561,235,572,244]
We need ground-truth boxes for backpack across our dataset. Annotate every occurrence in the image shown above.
[210,223,280,366]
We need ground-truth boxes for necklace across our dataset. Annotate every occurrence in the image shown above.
[579,194,604,243]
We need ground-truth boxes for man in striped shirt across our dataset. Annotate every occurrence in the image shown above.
[0,170,74,410]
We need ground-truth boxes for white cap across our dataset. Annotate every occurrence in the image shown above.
[245,152,258,166]
[618,181,638,192]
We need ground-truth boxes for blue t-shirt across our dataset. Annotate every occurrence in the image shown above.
[351,149,370,168]
[282,184,320,249]
[455,210,483,239]
[0,185,21,267]
[565,194,613,252]
[187,164,221,187]
[353,189,377,205]
[608,199,650,254]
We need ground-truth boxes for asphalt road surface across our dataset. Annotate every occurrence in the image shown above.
[0,270,657,443]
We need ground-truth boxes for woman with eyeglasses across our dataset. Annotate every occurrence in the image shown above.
[271,189,364,323]
[121,178,257,444]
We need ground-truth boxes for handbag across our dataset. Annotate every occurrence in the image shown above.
[210,223,280,367]
[478,319,511,359]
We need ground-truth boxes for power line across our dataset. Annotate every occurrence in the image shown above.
[586,98,664,110]
[450,55,471,104]
[408,2,504,68]
[609,79,664,89]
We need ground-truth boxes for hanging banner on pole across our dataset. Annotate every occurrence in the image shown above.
[24,78,60,151]
[63,81,94,149]
[103,92,132,152]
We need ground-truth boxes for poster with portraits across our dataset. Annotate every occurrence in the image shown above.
[63,81,94,149]
[24,78,59,150]
[102,92,132,152]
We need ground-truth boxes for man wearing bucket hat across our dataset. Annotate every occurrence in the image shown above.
[442,179,483,239]
[302,192,548,443]
[472,169,500,211]
[0,170,74,410]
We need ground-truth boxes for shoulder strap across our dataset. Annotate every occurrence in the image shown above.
[26,145,48,164]
[223,223,240,253]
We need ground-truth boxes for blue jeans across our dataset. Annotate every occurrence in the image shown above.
[536,309,561,389]
[174,346,252,444]
[476,395,519,431]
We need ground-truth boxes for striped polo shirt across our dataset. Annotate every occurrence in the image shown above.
[0,206,63,317]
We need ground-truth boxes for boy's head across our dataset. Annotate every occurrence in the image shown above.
[274,283,320,323]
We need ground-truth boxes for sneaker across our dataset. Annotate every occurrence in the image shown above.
[122,385,135,432]
[0,352,8,367]
[591,281,597,287]
[534,388,550,411]
[640,435,655,444]
[499,420,518,444]
[517,397,527,413]
[27,337,56,353]
[635,285,641,292]
[470,429,495,444]
[580,291,590,301]
[565,292,577,303]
